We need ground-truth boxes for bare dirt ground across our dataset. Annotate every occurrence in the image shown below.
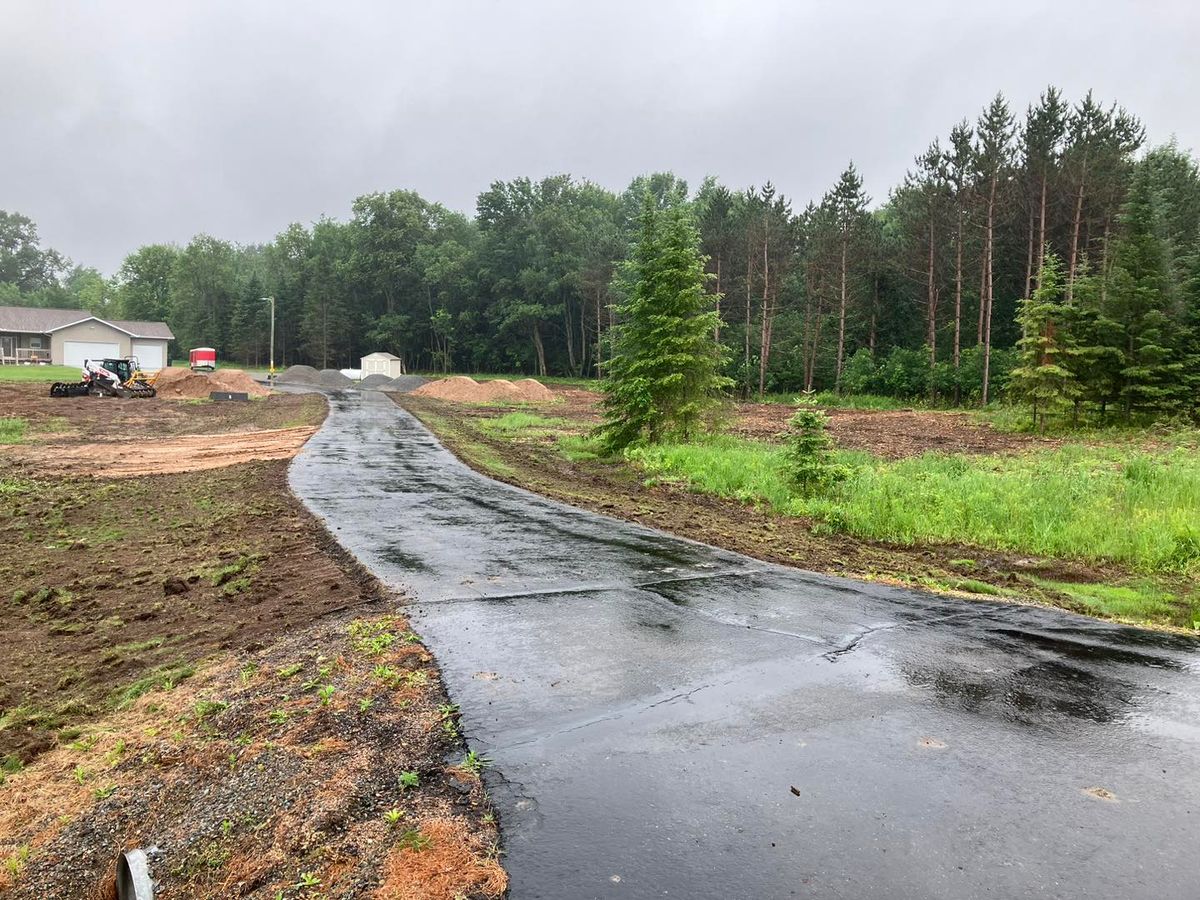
[0,385,505,899]
[0,383,325,438]
[10,426,317,476]
[732,403,1061,458]
[400,390,1136,621]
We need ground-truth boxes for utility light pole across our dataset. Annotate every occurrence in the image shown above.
[261,296,276,384]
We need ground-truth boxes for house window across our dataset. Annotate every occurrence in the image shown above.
[29,336,44,349]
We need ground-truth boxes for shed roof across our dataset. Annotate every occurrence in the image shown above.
[361,351,401,360]
[0,306,174,340]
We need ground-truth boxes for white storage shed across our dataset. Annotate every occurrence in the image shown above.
[360,352,405,378]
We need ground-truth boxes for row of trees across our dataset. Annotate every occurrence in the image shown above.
[3,87,1197,416]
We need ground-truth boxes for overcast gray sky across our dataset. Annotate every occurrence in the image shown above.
[3,0,1197,274]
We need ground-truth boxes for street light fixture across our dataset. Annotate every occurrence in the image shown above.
[261,296,276,384]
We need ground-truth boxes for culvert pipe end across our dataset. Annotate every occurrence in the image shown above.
[115,848,154,900]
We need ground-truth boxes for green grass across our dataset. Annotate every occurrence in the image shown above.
[477,412,569,437]
[0,365,79,383]
[631,438,1200,577]
[756,391,928,410]
[1030,577,1184,622]
[0,417,27,444]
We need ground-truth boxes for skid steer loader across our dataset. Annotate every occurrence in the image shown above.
[50,357,159,399]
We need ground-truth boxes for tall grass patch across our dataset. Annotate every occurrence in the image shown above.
[633,439,1200,576]
[0,418,27,444]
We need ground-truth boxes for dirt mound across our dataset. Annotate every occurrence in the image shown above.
[357,373,394,388]
[381,374,430,393]
[411,376,552,403]
[278,364,321,384]
[514,378,553,401]
[154,367,269,400]
[318,368,354,388]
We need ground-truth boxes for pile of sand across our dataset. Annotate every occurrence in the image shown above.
[318,368,354,388]
[357,373,394,388]
[154,367,270,400]
[411,376,553,403]
[278,364,321,384]
[380,374,429,393]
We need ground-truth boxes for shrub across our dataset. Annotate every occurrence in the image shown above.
[782,409,849,494]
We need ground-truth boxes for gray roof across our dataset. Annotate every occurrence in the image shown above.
[0,306,173,340]
[106,319,175,340]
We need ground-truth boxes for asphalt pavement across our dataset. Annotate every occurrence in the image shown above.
[289,388,1200,900]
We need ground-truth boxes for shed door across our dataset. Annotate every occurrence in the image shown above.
[64,341,121,368]
[132,341,165,371]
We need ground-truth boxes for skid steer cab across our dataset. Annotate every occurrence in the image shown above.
[50,357,158,399]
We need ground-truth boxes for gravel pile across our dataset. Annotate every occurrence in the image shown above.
[380,374,430,393]
[317,368,354,388]
[277,364,321,384]
[357,373,394,388]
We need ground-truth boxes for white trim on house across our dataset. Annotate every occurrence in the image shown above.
[45,316,139,338]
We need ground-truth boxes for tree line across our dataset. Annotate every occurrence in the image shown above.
[3,86,1198,417]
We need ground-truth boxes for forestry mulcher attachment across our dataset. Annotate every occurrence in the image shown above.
[50,357,158,399]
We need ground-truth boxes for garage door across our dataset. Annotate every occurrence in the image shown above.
[131,341,165,371]
[63,341,121,368]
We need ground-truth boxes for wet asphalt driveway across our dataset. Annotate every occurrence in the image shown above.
[289,389,1200,899]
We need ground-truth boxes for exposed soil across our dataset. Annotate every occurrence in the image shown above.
[537,385,1056,460]
[1,610,505,900]
[1,384,506,898]
[732,402,1061,459]
[399,393,1156,624]
[0,383,325,439]
[152,367,270,399]
[9,426,317,476]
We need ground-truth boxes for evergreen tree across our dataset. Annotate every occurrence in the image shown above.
[600,194,729,451]
[1108,167,1183,418]
[1009,250,1078,429]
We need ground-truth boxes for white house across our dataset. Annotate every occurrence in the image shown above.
[360,351,405,378]
[0,306,174,370]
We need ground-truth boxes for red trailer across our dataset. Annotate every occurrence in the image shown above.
[189,347,217,372]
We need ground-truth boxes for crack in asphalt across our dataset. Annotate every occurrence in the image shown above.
[409,566,766,604]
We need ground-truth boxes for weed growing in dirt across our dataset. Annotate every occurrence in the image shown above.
[460,750,489,775]
[396,828,432,851]
[268,708,289,725]
[384,808,404,825]
[93,783,117,800]
[193,699,229,720]
[277,662,303,678]
[296,870,322,889]
[3,845,30,879]
[358,697,374,713]
[317,684,336,705]
[349,618,398,655]
[399,770,420,790]
[113,661,196,708]
[372,664,400,685]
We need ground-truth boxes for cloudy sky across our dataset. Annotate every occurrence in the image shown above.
[3,0,1197,273]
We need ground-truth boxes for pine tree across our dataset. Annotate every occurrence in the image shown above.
[599,194,730,451]
[1108,168,1183,418]
[1009,250,1079,429]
